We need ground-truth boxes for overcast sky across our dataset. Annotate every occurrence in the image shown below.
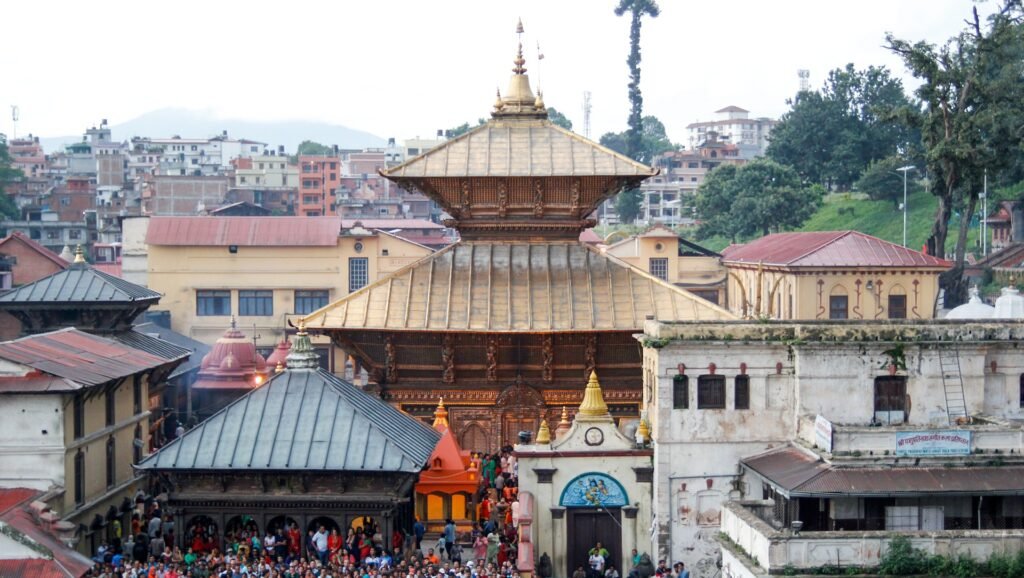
[1,0,999,146]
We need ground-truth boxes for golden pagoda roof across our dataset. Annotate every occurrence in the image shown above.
[381,121,655,179]
[301,240,735,332]
[578,371,610,418]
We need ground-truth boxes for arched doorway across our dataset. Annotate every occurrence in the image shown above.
[495,378,546,447]
[225,515,260,557]
[185,515,218,554]
[460,423,491,455]
[308,516,341,535]
[560,473,629,577]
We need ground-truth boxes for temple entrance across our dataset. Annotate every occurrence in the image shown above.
[496,378,546,446]
[566,509,621,577]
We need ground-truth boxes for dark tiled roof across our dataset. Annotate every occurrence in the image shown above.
[111,330,192,363]
[138,367,440,472]
[0,262,160,304]
[132,322,212,379]
[0,328,174,387]
[742,446,830,493]
[722,231,951,269]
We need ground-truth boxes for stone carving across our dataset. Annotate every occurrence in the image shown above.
[384,336,398,383]
[441,334,456,383]
[486,336,499,382]
[541,335,554,383]
[533,178,544,217]
[583,335,597,380]
[497,180,508,218]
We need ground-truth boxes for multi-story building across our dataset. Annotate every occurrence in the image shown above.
[129,216,434,367]
[685,106,777,156]
[7,134,46,178]
[142,174,230,215]
[640,315,1024,576]
[234,154,298,188]
[297,155,341,216]
[146,133,265,176]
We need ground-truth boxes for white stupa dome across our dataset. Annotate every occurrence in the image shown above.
[947,286,995,319]
[994,284,1024,319]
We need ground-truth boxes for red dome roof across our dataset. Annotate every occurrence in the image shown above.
[266,339,291,369]
[198,321,269,382]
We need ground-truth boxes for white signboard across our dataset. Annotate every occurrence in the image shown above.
[814,415,833,453]
[895,430,972,456]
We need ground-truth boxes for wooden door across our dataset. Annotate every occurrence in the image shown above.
[502,412,539,447]
[567,509,621,577]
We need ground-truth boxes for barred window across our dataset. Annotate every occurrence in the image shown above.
[238,290,273,316]
[673,375,689,409]
[197,290,231,316]
[649,258,668,281]
[697,375,726,409]
[734,375,750,410]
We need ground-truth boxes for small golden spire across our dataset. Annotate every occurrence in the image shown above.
[494,88,505,111]
[555,405,572,438]
[73,245,85,264]
[432,397,450,430]
[513,42,526,75]
[534,89,545,110]
[297,319,306,334]
[637,417,651,443]
[275,361,285,373]
[536,419,551,444]
[578,371,610,417]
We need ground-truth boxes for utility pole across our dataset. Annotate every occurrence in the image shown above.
[10,106,18,140]
[981,169,988,257]
[897,165,915,247]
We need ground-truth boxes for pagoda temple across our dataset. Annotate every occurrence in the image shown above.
[301,26,734,451]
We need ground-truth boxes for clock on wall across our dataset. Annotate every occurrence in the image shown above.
[585,427,604,446]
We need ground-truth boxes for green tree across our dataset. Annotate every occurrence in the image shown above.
[445,119,487,139]
[767,64,915,190]
[296,140,333,156]
[600,116,677,223]
[0,142,22,220]
[615,0,660,160]
[886,0,1024,303]
[546,108,573,130]
[856,156,914,206]
[695,159,824,241]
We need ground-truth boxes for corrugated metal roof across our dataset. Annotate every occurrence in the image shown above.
[743,445,1024,497]
[301,241,735,332]
[383,120,656,179]
[132,322,211,379]
[723,231,951,269]
[111,330,192,363]
[341,218,444,230]
[0,375,78,393]
[138,368,440,472]
[145,216,343,246]
[0,262,160,304]
[0,506,93,578]
[0,328,174,387]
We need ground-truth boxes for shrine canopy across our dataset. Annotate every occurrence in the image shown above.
[415,399,479,496]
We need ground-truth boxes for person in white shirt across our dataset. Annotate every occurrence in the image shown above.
[589,552,605,577]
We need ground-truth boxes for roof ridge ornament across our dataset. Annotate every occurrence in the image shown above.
[72,245,86,265]
[491,20,547,120]
[286,321,320,370]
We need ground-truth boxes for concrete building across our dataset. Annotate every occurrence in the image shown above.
[685,106,776,156]
[297,155,340,216]
[722,231,950,320]
[234,154,298,188]
[147,134,265,176]
[605,225,726,305]
[132,216,433,360]
[639,319,1024,576]
[143,174,230,215]
[7,134,47,178]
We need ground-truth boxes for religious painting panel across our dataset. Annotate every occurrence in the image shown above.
[559,473,629,508]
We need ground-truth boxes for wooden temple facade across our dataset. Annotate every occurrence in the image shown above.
[302,33,734,453]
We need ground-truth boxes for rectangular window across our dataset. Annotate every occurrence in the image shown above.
[196,290,231,316]
[888,295,907,319]
[649,258,668,281]
[697,375,726,409]
[105,389,115,426]
[734,375,750,410]
[829,295,849,319]
[874,376,907,412]
[294,290,330,314]
[238,290,273,316]
[672,375,689,409]
[73,395,85,439]
[106,437,116,488]
[349,257,369,292]
[133,375,142,415]
[74,451,85,505]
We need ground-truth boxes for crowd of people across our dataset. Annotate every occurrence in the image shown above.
[83,449,525,578]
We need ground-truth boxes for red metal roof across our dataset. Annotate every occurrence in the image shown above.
[0,489,93,578]
[146,216,342,246]
[0,488,37,515]
[0,328,173,387]
[90,262,122,277]
[341,218,444,230]
[722,231,951,269]
[579,229,603,245]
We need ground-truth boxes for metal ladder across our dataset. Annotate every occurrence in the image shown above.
[939,346,969,425]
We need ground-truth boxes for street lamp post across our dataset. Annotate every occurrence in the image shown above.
[897,165,915,247]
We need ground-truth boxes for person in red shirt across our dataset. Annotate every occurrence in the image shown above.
[288,522,302,557]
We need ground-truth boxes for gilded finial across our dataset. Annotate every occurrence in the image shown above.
[534,89,545,110]
[73,245,85,264]
[516,18,524,34]
[432,397,450,430]
[275,361,285,373]
[494,88,505,111]
[578,371,610,418]
[555,405,572,438]
[536,419,551,444]
[637,416,651,443]
[513,42,526,75]
[297,319,306,334]
[230,315,237,330]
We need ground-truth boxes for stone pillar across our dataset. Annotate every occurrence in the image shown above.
[516,492,534,578]
[534,468,557,571]
[622,506,638,573]
[550,507,565,577]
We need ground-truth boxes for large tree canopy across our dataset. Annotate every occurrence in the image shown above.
[886,0,1024,304]
[0,142,22,220]
[695,159,824,242]
[767,64,916,190]
[600,116,676,223]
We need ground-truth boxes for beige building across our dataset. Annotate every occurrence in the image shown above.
[604,225,726,304]
[721,231,950,320]
[235,154,298,188]
[136,216,434,367]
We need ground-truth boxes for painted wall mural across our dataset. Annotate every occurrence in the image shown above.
[559,473,628,508]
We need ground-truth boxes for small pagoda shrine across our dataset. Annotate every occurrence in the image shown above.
[190,318,269,420]
[414,399,480,533]
[301,24,734,452]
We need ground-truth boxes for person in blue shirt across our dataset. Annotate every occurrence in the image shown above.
[413,518,426,551]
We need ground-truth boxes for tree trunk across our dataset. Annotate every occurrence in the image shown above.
[927,194,951,258]
[944,193,978,307]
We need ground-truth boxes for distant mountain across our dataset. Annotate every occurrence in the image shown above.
[38,108,386,154]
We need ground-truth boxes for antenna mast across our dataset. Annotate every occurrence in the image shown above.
[582,91,592,138]
[797,70,810,93]
[10,106,19,140]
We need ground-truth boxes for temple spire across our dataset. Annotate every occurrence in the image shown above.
[286,321,319,370]
[432,397,450,430]
[536,419,551,444]
[577,371,611,420]
[492,20,546,120]
[73,245,86,265]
